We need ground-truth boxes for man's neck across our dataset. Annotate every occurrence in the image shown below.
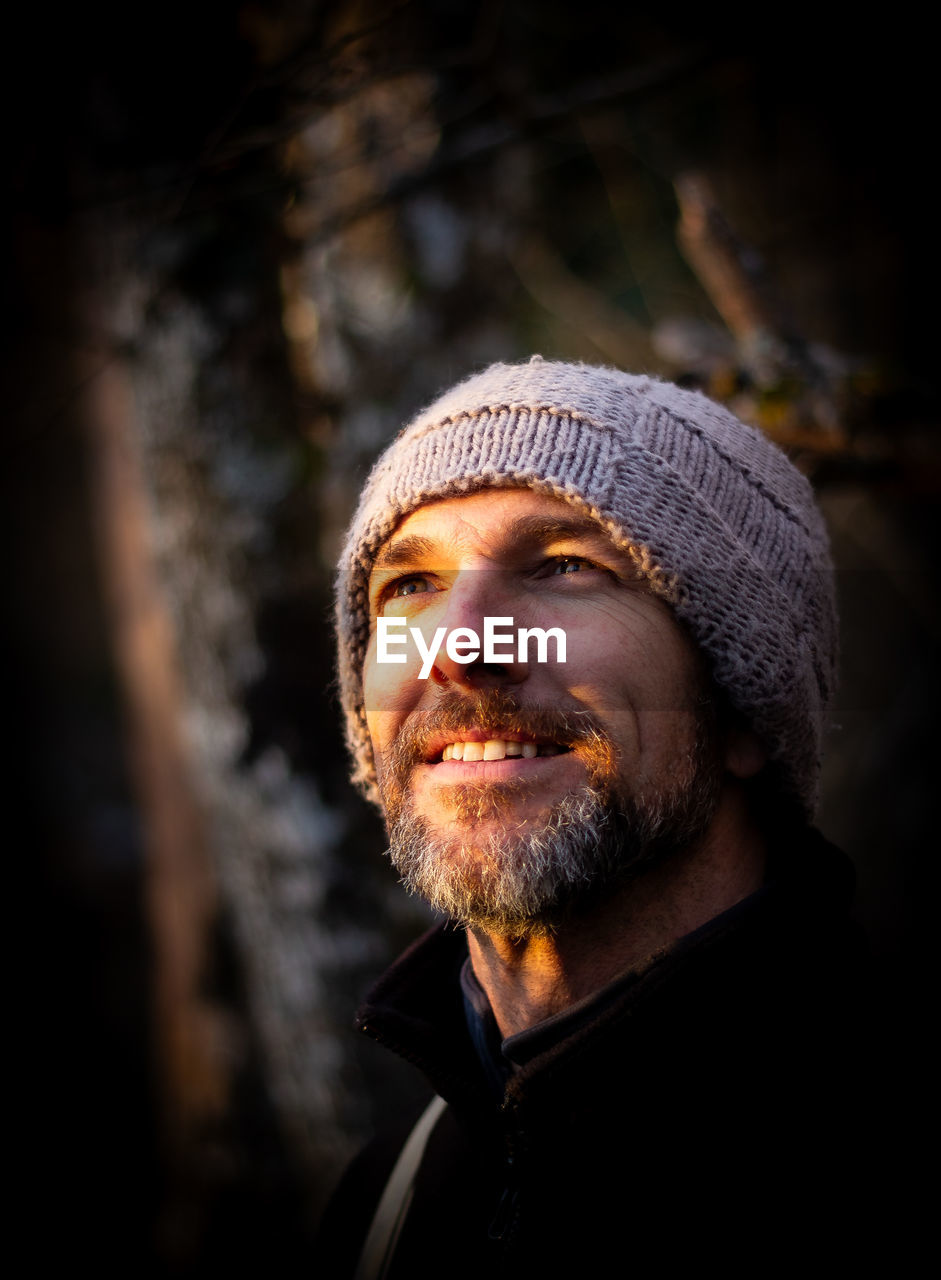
[466,783,767,1039]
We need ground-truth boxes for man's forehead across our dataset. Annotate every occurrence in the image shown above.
[371,488,614,569]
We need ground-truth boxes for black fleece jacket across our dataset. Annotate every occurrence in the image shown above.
[317,828,912,1278]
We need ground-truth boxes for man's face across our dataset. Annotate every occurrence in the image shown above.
[363,488,729,936]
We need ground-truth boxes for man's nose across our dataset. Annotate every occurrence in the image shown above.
[428,570,529,689]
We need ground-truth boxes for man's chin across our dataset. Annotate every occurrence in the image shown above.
[385,786,621,936]
[387,834,570,938]
[396,822,534,874]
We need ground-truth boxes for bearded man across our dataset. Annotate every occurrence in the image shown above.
[318,358,903,1278]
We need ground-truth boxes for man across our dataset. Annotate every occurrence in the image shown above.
[320,358,901,1277]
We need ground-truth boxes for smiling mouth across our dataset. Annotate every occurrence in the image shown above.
[437,737,571,763]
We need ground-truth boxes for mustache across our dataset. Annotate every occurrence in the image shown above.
[387,689,616,776]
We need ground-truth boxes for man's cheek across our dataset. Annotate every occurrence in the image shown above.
[364,695,404,782]
[372,750,407,825]
[364,651,416,738]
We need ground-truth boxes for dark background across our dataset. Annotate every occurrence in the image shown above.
[6,3,937,1272]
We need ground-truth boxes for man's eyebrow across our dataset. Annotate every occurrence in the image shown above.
[371,534,439,572]
[372,514,615,575]
[503,514,611,544]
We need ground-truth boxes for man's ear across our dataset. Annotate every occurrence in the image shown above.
[724,721,768,779]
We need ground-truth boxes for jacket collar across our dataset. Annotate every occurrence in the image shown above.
[354,825,860,1114]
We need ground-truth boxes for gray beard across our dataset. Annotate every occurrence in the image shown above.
[386,750,722,938]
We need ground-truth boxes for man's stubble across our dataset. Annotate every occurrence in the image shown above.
[375,689,725,938]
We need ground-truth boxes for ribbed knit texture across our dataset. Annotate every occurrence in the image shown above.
[335,358,837,816]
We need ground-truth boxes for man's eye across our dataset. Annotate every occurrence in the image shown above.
[551,557,595,575]
[389,575,433,598]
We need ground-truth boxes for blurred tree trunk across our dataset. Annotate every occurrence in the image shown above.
[77,266,228,1159]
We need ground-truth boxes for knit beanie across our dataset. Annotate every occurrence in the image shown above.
[335,357,837,817]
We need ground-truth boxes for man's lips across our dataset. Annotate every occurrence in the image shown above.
[415,749,579,788]
[422,731,573,764]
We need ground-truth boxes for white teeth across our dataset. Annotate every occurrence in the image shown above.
[439,738,562,762]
